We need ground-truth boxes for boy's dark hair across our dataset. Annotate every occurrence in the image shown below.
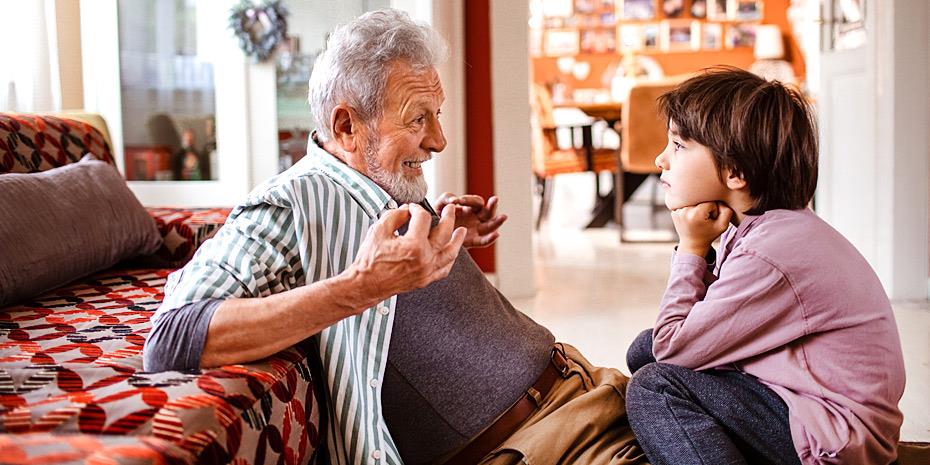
[657,66,818,214]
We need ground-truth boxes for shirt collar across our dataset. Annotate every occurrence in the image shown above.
[307,132,396,218]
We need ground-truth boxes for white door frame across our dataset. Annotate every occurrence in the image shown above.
[816,0,929,300]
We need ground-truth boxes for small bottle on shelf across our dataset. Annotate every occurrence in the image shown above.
[174,129,202,181]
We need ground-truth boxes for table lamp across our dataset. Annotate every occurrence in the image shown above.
[749,25,796,85]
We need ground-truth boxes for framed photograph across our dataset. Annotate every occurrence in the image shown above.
[690,0,708,18]
[726,23,756,48]
[661,20,699,52]
[642,23,660,50]
[708,0,728,20]
[662,0,685,18]
[580,28,616,53]
[731,0,763,21]
[619,24,644,51]
[575,0,597,14]
[544,29,580,56]
[543,0,574,18]
[619,0,656,20]
[702,23,723,49]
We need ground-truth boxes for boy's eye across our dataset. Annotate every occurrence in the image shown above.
[673,141,684,151]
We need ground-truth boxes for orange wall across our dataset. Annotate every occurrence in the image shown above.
[532,0,804,89]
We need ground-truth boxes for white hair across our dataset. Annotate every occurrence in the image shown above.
[308,9,448,142]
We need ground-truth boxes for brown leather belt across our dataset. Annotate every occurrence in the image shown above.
[444,346,571,465]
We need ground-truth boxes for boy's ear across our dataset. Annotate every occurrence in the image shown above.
[725,170,748,191]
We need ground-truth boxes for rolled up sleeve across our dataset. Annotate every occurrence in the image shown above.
[143,298,221,372]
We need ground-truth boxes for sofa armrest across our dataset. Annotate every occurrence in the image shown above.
[146,207,232,268]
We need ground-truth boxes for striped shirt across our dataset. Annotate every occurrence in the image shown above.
[155,142,404,464]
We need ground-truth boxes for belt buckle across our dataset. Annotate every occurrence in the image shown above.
[550,346,570,377]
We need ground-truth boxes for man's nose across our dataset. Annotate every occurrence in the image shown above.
[423,119,446,153]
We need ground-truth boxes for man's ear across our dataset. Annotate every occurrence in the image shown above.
[330,104,358,153]
[725,170,747,191]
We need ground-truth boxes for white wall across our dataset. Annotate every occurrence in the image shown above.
[872,0,930,300]
[490,0,536,298]
[287,0,387,52]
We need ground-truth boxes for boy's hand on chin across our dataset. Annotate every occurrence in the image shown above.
[671,202,733,258]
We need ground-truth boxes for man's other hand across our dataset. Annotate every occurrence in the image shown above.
[348,204,466,306]
[434,193,507,248]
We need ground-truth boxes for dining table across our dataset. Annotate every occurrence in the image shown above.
[552,99,651,229]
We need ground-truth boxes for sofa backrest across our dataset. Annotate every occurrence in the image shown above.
[0,112,115,174]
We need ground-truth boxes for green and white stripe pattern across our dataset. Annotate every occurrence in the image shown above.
[157,142,403,464]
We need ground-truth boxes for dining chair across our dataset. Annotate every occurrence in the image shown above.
[614,77,687,241]
[530,82,619,229]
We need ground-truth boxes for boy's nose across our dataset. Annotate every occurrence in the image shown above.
[655,151,668,170]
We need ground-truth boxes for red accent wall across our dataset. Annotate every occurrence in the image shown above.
[464,0,496,272]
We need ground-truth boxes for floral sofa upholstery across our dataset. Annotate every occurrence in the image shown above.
[0,113,321,465]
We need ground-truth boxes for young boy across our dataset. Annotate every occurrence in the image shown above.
[625,68,906,465]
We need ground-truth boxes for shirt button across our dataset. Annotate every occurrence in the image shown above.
[369,378,380,388]
[371,449,382,460]
[378,305,390,315]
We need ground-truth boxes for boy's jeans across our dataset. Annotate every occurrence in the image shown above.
[625,329,802,465]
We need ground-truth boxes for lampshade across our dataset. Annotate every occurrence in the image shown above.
[754,25,784,60]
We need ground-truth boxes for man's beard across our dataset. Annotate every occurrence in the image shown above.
[363,136,428,204]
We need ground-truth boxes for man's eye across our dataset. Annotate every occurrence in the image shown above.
[415,115,426,125]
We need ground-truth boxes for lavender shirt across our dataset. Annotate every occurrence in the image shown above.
[655,208,905,465]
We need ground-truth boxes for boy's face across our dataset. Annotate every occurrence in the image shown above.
[655,121,730,210]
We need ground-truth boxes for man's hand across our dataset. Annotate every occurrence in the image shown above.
[346,203,466,310]
[671,201,733,258]
[434,193,507,248]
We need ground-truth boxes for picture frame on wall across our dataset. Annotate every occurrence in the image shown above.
[543,0,574,18]
[731,0,763,21]
[619,24,645,51]
[726,23,756,48]
[662,0,685,18]
[691,0,708,18]
[708,0,728,20]
[544,29,581,56]
[619,0,657,20]
[575,0,597,14]
[642,23,660,50]
[702,22,723,49]
[661,20,700,52]
[580,28,617,53]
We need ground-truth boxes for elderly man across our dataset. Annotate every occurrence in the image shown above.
[144,9,645,465]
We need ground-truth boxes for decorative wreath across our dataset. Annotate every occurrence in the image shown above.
[228,0,290,63]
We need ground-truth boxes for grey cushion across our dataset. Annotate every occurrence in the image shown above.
[0,155,162,307]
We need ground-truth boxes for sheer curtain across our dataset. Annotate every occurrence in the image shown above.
[0,0,60,112]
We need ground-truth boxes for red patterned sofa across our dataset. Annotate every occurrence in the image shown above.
[0,113,321,465]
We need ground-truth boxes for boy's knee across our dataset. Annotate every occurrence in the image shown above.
[627,362,685,399]
[626,328,655,375]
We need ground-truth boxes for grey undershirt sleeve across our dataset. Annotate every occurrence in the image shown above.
[143,298,221,373]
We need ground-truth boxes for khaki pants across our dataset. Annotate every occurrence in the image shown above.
[478,343,649,465]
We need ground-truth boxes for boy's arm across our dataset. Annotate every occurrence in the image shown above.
[653,249,807,370]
